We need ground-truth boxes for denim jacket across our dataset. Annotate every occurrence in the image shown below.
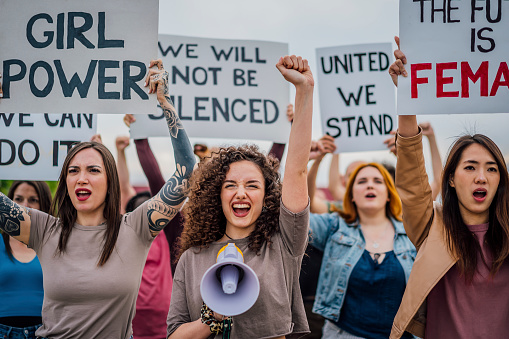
[309,213,416,322]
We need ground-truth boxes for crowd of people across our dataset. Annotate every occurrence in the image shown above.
[1,38,508,339]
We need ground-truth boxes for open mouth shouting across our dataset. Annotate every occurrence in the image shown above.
[75,188,92,201]
[365,192,377,200]
[472,188,487,202]
[232,202,251,217]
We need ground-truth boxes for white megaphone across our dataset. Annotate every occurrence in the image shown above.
[200,243,260,316]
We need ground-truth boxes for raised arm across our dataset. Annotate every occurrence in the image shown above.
[276,55,314,213]
[123,114,167,194]
[115,136,137,214]
[308,155,329,213]
[420,122,443,200]
[389,36,419,138]
[308,135,337,213]
[144,60,196,237]
[328,153,347,202]
[389,37,434,248]
[0,193,32,245]
[134,138,166,194]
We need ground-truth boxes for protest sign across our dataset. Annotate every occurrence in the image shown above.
[0,113,97,180]
[398,0,509,115]
[0,0,158,114]
[129,34,290,142]
[316,43,396,153]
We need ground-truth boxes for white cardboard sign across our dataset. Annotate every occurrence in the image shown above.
[398,0,509,115]
[316,43,396,152]
[0,113,97,180]
[129,34,291,142]
[0,0,158,115]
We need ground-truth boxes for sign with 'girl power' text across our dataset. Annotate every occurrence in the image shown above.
[0,0,158,115]
[316,43,396,152]
[129,34,291,143]
[398,0,509,115]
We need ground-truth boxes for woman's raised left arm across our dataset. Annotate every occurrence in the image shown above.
[144,60,196,237]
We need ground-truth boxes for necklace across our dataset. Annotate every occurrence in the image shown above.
[224,232,233,240]
[362,221,391,249]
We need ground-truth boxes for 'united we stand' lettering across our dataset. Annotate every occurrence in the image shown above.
[316,43,396,153]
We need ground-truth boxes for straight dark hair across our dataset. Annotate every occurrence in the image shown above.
[2,181,52,260]
[442,134,509,282]
[50,142,122,266]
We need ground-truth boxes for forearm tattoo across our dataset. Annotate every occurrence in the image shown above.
[158,71,183,138]
[163,101,183,138]
[147,68,196,234]
[147,164,191,234]
[147,200,178,233]
[0,192,29,237]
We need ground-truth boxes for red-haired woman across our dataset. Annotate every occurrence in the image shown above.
[309,162,416,339]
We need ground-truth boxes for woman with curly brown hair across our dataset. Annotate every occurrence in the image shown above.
[167,55,314,339]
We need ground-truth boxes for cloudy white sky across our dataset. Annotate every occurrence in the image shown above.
[97,0,509,187]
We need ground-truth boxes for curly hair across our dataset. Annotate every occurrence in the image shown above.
[179,144,282,258]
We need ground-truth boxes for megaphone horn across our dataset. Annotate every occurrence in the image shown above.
[200,243,260,317]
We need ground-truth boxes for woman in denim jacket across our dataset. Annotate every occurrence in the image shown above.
[309,162,416,339]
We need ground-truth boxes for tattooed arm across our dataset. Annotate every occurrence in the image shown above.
[0,192,32,245]
[144,60,196,237]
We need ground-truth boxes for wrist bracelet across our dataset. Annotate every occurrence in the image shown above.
[200,302,224,335]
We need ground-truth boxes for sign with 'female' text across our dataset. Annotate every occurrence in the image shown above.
[129,34,291,143]
[399,0,509,115]
[0,0,158,115]
[316,43,396,152]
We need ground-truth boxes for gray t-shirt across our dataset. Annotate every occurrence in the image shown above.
[29,202,153,339]
[167,201,310,339]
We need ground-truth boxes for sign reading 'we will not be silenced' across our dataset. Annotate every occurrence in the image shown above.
[129,34,290,143]
[0,0,158,115]
[316,43,396,153]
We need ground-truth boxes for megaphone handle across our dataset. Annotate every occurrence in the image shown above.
[222,318,233,339]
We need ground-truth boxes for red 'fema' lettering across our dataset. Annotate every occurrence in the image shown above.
[410,61,509,99]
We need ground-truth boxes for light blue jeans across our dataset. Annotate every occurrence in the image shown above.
[322,320,365,339]
[0,323,42,339]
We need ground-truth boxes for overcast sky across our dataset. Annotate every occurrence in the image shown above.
[97,0,509,187]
